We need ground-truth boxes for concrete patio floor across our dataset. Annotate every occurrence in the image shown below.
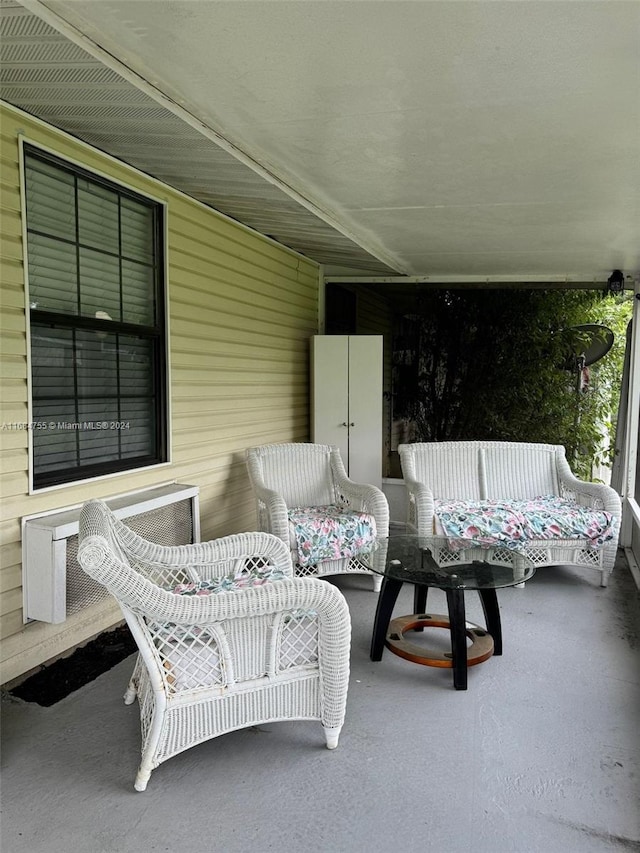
[1,553,639,853]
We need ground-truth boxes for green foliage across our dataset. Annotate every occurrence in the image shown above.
[392,289,633,480]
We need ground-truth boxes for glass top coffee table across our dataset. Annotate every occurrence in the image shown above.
[364,535,536,690]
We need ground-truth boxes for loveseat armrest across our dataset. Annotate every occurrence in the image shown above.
[557,470,622,515]
[403,477,435,532]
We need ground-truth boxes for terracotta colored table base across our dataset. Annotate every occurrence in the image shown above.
[385,612,495,669]
[370,577,504,690]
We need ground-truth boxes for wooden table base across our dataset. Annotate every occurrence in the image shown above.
[386,613,494,668]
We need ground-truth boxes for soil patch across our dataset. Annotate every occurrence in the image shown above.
[10,625,137,707]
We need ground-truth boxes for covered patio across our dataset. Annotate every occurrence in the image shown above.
[1,4,639,850]
[2,551,638,853]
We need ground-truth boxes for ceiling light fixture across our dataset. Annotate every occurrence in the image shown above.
[606,269,625,295]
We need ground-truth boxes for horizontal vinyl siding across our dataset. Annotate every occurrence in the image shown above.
[0,103,319,683]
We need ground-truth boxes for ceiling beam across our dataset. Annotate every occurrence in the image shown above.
[17,0,410,276]
[324,274,636,289]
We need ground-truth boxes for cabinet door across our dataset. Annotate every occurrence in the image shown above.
[348,336,382,487]
[310,335,349,463]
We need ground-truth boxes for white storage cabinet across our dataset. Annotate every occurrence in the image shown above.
[310,335,383,488]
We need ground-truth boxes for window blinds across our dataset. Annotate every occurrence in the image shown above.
[25,147,166,487]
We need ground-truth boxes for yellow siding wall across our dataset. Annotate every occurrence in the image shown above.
[0,104,319,683]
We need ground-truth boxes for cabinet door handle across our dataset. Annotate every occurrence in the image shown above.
[340,422,355,427]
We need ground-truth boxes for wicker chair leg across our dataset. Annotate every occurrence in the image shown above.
[372,574,382,593]
[134,765,152,792]
[124,656,142,705]
[323,725,342,749]
[123,682,137,705]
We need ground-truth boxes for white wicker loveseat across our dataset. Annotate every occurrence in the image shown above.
[78,499,351,791]
[399,441,621,587]
[246,442,389,591]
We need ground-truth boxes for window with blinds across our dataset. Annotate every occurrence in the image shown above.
[24,145,167,489]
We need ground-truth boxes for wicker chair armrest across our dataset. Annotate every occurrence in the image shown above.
[168,576,350,629]
[188,530,295,580]
[328,450,389,533]
[251,484,290,540]
[80,501,294,579]
[79,532,347,627]
[359,486,390,535]
[334,478,389,531]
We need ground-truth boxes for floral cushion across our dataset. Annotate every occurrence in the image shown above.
[171,563,287,595]
[435,495,615,553]
[288,505,377,567]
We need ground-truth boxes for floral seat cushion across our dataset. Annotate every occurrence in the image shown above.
[287,504,377,567]
[170,575,317,626]
[172,561,287,595]
[435,495,616,553]
[167,565,317,624]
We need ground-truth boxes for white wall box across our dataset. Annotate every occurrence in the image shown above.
[311,335,383,488]
[22,483,200,624]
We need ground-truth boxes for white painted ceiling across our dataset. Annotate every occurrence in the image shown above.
[1,0,639,283]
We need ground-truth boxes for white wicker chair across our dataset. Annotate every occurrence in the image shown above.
[399,441,621,586]
[77,499,351,792]
[246,443,389,592]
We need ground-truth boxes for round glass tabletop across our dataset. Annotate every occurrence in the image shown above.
[362,534,536,590]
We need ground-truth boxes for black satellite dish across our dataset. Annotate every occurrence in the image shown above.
[560,324,614,372]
